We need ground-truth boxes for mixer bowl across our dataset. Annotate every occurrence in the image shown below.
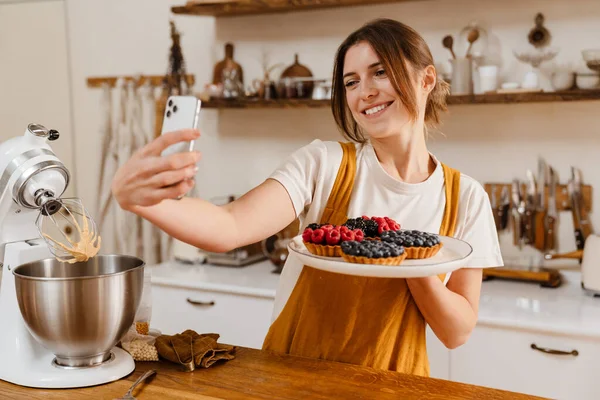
[12,255,144,368]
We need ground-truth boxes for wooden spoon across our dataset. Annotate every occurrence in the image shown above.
[442,35,456,59]
[465,29,480,57]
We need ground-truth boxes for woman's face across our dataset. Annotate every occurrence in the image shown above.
[343,41,415,139]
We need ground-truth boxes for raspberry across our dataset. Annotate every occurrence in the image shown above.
[341,230,355,242]
[340,225,350,234]
[321,224,334,233]
[378,222,390,235]
[390,222,401,231]
[302,228,313,242]
[325,229,341,245]
[333,225,342,231]
[361,215,370,220]
[353,229,364,242]
[311,228,325,244]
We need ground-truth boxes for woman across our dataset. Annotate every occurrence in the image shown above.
[112,18,503,376]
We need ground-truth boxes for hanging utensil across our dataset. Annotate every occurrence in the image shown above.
[511,179,524,249]
[499,186,510,231]
[533,158,547,251]
[569,168,586,251]
[524,170,537,245]
[573,167,594,240]
[545,166,558,252]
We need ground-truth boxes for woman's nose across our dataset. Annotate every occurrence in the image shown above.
[360,80,378,100]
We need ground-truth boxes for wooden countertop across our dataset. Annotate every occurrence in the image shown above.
[0,347,546,399]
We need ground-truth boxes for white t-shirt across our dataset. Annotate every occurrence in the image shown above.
[268,139,504,322]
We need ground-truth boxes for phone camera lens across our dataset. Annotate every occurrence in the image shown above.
[168,100,173,107]
[173,105,178,113]
[166,110,171,118]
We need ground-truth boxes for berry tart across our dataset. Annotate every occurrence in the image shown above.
[380,230,443,259]
[343,216,401,239]
[340,240,407,265]
[302,223,364,257]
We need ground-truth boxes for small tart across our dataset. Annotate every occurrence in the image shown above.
[303,242,342,257]
[381,229,442,260]
[404,242,443,259]
[341,252,407,265]
[340,240,407,266]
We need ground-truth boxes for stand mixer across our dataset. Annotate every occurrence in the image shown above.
[0,123,143,388]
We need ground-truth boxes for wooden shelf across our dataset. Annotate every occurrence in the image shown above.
[172,0,420,17]
[199,89,600,109]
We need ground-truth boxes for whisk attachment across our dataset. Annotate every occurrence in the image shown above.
[35,197,101,263]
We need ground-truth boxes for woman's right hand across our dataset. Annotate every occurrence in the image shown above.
[111,129,202,210]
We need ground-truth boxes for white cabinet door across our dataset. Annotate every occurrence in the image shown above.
[450,325,600,400]
[151,284,275,349]
[0,0,75,196]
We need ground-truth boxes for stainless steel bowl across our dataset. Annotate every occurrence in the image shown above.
[13,255,144,368]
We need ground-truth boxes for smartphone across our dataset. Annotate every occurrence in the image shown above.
[160,95,202,158]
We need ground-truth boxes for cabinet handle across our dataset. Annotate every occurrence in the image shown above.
[531,343,579,356]
[186,298,215,307]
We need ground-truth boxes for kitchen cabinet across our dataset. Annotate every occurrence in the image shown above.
[450,325,600,400]
[151,284,275,349]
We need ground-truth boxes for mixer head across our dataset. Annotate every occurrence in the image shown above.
[36,197,101,263]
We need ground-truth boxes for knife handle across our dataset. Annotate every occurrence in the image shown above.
[534,210,546,251]
[544,249,583,260]
[545,215,556,252]
[574,228,585,250]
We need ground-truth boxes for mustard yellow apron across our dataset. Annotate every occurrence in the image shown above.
[262,142,461,377]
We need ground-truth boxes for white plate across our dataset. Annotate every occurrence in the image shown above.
[287,235,473,278]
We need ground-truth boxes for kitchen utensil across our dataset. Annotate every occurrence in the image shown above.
[442,35,456,59]
[465,28,480,57]
[499,186,510,230]
[287,235,473,278]
[35,197,100,263]
[280,54,314,98]
[14,255,144,367]
[545,166,558,252]
[0,124,138,389]
[511,179,524,249]
[524,169,537,245]
[116,370,156,400]
[533,159,547,251]
[573,167,594,239]
[569,168,586,251]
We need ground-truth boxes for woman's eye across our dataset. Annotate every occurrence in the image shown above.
[344,80,357,88]
[375,69,387,77]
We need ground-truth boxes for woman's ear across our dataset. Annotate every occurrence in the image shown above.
[422,65,437,93]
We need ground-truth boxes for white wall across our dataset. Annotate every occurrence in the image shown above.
[64,0,600,265]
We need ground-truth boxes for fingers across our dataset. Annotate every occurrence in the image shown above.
[150,165,198,188]
[142,129,200,157]
[155,179,195,202]
[149,151,202,175]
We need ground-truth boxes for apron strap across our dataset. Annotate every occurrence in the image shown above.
[319,142,357,226]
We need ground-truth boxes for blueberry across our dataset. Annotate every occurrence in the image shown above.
[415,238,424,247]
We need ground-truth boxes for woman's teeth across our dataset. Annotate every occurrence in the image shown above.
[364,103,389,115]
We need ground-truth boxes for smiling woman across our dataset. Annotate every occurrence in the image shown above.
[111,18,503,378]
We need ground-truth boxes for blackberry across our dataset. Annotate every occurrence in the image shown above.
[343,217,366,231]
[363,220,379,237]
[307,223,320,230]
